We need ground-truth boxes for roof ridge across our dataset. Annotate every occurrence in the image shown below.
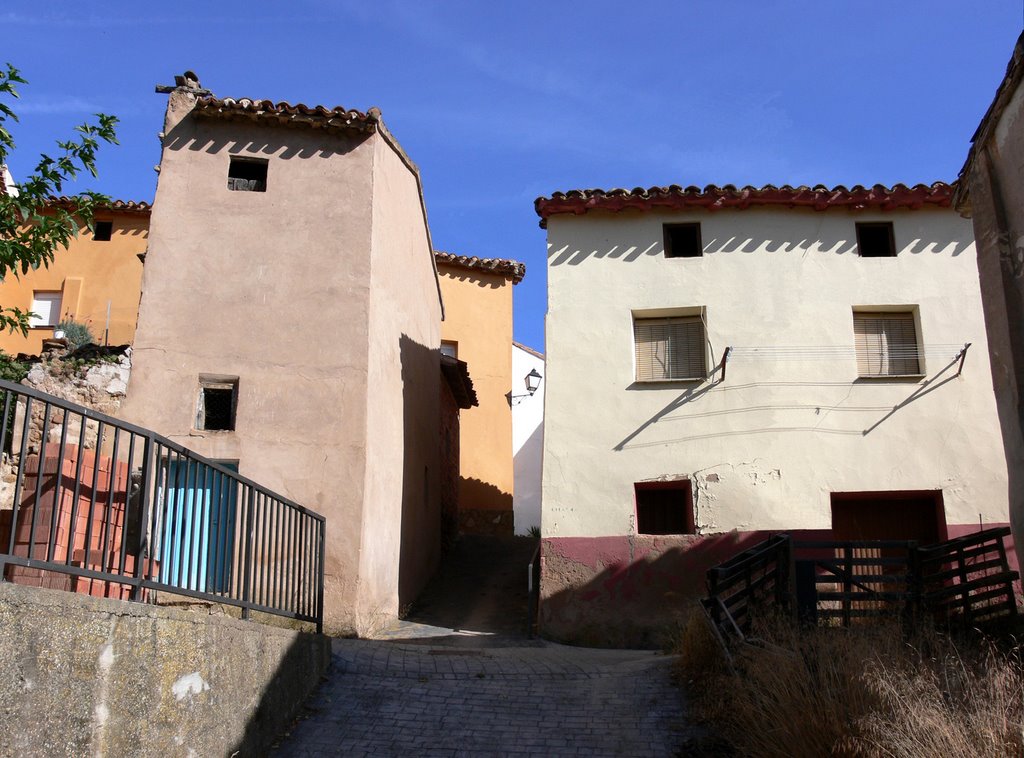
[434,250,526,284]
[535,182,955,226]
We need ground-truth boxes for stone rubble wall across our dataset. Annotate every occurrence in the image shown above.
[0,345,131,510]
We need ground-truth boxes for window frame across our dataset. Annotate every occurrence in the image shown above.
[853,308,924,379]
[92,220,113,242]
[855,222,897,258]
[632,310,708,383]
[663,222,704,259]
[227,157,268,193]
[29,291,62,328]
[196,375,239,432]
[634,480,695,535]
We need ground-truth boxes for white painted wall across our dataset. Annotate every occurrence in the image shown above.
[513,343,545,534]
[543,206,1010,538]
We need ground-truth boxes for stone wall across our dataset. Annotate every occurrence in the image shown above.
[0,582,330,757]
[0,345,132,510]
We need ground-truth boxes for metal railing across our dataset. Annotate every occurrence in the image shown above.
[0,378,325,632]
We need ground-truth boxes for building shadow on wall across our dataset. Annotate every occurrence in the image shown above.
[538,529,829,649]
[165,116,364,161]
[401,533,538,639]
[458,476,513,531]
[225,623,330,757]
[548,231,970,267]
[398,334,442,612]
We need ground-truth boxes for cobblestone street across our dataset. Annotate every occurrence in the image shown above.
[272,634,693,757]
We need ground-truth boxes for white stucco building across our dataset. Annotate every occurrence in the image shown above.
[535,182,1012,646]
[512,342,544,535]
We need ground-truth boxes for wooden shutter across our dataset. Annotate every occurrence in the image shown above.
[634,317,706,381]
[854,312,920,376]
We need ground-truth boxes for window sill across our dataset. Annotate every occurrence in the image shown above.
[855,374,925,383]
[629,377,705,389]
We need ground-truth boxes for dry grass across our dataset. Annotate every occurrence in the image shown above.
[675,609,1024,757]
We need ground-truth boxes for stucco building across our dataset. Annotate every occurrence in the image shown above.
[512,342,544,535]
[536,182,1010,646]
[435,252,525,535]
[954,30,1024,569]
[118,74,444,635]
[0,197,149,354]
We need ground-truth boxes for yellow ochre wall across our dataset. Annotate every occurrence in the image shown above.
[0,211,148,354]
[437,261,515,535]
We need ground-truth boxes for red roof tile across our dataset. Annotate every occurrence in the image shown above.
[192,96,381,134]
[434,251,526,285]
[534,183,955,227]
[47,196,152,215]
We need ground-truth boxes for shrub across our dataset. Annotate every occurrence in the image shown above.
[56,319,95,350]
[675,610,1024,757]
[0,350,28,384]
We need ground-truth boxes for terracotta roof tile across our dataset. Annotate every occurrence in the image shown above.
[434,251,526,284]
[534,182,955,227]
[192,96,381,134]
[47,196,152,215]
[513,341,545,360]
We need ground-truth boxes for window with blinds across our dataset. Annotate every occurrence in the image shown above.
[854,311,921,376]
[633,316,706,381]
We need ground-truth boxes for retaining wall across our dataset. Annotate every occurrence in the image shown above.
[0,582,330,757]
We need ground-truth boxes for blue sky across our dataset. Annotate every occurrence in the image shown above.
[2,1,1021,352]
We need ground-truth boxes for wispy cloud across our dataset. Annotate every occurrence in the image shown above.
[0,10,325,28]
[16,96,104,115]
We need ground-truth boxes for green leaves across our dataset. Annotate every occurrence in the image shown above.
[0,62,118,336]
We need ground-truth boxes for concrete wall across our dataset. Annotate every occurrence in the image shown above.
[119,89,375,634]
[358,130,442,626]
[0,582,329,757]
[437,265,515,534]
[0,210,148,354]
[963,75,1024,569]
[541,206,1010,643]
[512,343,544,535]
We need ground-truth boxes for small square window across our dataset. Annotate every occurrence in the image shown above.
[635,481,694,535]
[440,341,458,358]
[856,222,896,257]
[227,157,268,192]
[93,221,113,241]
[634,316,706,381]
[853,310,921,377]
[30,291,62,327]
[197,376,238,431]
[664,223,703,258]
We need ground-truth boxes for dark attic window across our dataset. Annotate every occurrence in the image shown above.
[664,223,703,258]
[197,377,238,431]
[856,222,896,257]
[93,221,113,241]
[227,157,268,192]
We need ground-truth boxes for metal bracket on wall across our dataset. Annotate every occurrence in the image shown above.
[955,342,971,377]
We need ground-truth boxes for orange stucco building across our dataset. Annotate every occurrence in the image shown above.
[435,252,525,535]
[0,199,150,354]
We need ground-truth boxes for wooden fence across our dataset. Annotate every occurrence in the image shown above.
[702,527,1018,643]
